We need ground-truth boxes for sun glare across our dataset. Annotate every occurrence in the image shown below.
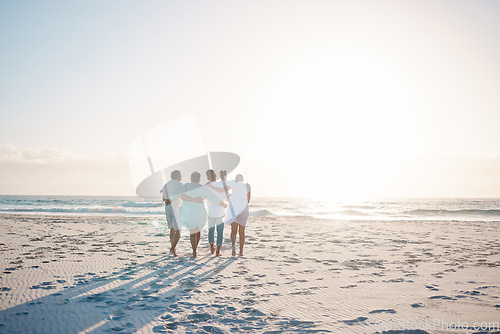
[260,60,418,200]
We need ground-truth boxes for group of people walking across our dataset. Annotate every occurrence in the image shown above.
[160,169,251,258]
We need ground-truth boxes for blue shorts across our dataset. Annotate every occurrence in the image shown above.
[165,205,180,230]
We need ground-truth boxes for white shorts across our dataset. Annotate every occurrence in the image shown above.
[231,207,250,226]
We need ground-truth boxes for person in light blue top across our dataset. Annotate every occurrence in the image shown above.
[160,170,183,256]
[170,171,227,258]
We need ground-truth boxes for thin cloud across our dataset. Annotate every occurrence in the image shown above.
[0,146,133,196]
[0,145,126,163]
[0,145,77,163]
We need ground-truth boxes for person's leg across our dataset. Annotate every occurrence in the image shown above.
[169,210,181,255]
[190,234,197,257]
[169,227,174,246]
[189,228,199,258]
[208,229,215,253]
[169,228,174,245]
[208,217,215,254]
[171,229,180,256]
[215,219,224,256]
[169,227,175,255]
[231,222,238,256]
[238,225,245,256]
[167,209,177,255]
[166,206,173,251]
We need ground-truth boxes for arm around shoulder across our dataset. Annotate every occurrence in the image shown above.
[206,183,230,193]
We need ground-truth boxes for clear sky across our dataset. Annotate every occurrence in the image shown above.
[1,0,499,199]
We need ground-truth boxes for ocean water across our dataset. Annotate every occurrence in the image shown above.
[0,195,499,222]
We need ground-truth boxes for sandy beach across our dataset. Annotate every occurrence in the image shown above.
[0,213,499,333]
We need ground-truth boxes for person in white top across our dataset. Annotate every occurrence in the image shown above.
[205,169,229,256]
[160,170,183,256]
[221,171,251,256]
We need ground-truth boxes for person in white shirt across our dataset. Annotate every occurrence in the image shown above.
[160,170,183,256]
[221,171,251,256]
[205,169,229,256]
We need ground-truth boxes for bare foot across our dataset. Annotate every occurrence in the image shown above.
[192,251,197,258]
[215,251,221,257]
[169,249,177,257]
[239,252,244,256]
[210,243,215,254]
[232,246,236,257]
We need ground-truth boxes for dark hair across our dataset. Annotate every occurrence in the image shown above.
[206,169,216,182]
[171,170,181,180]
[191,171,201,183]
[220,170,227,180]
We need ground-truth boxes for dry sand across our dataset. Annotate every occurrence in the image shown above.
[0,214,499,333]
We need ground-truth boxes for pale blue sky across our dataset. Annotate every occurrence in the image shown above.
[1,0,499,197]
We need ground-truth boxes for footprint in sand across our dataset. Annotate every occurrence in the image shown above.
[286,319,315,328]
[425,284,439,291]
[243,291,257,297]
[200,326,225,334]
[152,324,169,332]
[84,292,109,302]
[429,295,456,300]
[187,313,211,323]
[340,316,368,325]
[30,281,56,290]
[109,310,126,320]
[369,309,396,314]
[462,290,483,296]
[110,322,134,332]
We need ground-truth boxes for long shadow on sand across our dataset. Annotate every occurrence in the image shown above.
[0,250,331,333]
[0,254,233,333]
